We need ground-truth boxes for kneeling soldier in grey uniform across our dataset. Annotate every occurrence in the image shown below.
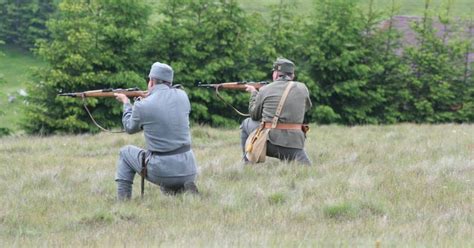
[114,62,198,200]
[241,58,312,164]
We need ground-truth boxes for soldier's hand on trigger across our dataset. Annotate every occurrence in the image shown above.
[137,91,149,100]
[114,93,130,104]
[245,85,257,93]
[133,91,148,102]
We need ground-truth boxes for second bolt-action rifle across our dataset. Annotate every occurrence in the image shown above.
[197,81,270,116]
[197,81,269,91]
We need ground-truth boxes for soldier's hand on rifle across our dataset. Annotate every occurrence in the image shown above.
[114,93,130,104]
[136,91,149,99]
[245,85,257,93]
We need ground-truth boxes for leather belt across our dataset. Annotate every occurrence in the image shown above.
[151,144,191,156]
[263,122,305,130]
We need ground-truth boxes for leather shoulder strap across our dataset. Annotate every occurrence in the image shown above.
[271,81,295,128]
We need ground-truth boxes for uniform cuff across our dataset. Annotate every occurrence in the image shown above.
[123,102,133,112]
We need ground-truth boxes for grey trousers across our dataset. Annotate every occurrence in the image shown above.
[115,145,196,200]
[240,118,312,165]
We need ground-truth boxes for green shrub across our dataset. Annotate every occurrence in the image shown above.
[22,0,149,134]
[0,127,11,137]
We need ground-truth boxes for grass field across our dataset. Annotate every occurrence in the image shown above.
[0,3,471,246]
[0,45,45,132]
[0,124,472,246]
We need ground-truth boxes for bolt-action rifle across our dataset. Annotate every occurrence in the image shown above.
[58,87,147,98]
[197,81,270,116]
[58,87,147,133]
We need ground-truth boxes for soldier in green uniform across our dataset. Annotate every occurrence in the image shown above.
[240,58,312,164]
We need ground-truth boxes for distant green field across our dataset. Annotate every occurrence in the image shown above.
[239,0,474,17]
[0,45,45,131]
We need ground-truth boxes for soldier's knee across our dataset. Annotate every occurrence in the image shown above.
[115,162,135,182]
[297,151,312,165]
[119,145,134,156]
[241,117,257,134]
[240,117,251,129]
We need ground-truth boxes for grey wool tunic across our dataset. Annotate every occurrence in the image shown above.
[121,84,197,178]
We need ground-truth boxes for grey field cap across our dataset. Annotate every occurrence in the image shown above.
[272,57,295,73]
[148,62,174,83]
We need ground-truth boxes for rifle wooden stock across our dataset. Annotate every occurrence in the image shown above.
[58,88,147,98]
[198,81,269,90]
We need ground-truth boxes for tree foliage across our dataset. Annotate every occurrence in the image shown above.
[0,40,10,136]
[298,0,389,124]
[15,0,474,134]
[0,0,55,50]
[145,0,263,127]
[22,0,149,134]
[401,0,472,123]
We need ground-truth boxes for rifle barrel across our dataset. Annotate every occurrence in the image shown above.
[58,93,80,97]
[197,84,215,88]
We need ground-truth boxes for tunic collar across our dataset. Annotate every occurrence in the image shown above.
[274,78,291,84]
[149,83,171,95]
[275,76,291,82]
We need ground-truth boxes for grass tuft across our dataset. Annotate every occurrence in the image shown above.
[268,192,286,205]
[78,210,115,226]
[323,202,359,219]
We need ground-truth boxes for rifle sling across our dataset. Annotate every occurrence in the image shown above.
[215,86,250,117]
[81,94,125,133]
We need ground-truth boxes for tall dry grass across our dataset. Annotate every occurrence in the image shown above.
[0,124,472,246]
